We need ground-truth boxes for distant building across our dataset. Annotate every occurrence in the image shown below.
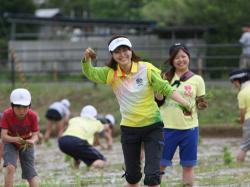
[5,12,156,40]
[35,8,61,18]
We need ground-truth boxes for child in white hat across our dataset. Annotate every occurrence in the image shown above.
[58,105,108,169]
[1,88,39,187]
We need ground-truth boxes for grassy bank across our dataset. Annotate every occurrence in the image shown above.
[0,81,240,134]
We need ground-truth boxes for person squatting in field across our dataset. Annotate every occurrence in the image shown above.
[229,69,250,162]
[43,98,71,141]
[1,88,40,187]
[81,35,193,187]
[155,43,207,187]
[96,113,116,150]
[58,105,108,169]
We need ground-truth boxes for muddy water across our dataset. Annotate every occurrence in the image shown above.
[1,137,250,186]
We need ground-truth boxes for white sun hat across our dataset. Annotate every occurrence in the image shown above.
[108,37,132,52]
[105,114,115,125]
[80,105,97,118]
[61,99,71,108]
[10,88,31,106]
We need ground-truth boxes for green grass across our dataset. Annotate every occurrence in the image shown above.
[0,81,240,133]
[0,82,121,134]
[199,85,239,126]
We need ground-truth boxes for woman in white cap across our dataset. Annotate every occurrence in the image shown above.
[81,35,192,187]
[58,105,107,169]
[44,98,71,141]
[1,88,39,187]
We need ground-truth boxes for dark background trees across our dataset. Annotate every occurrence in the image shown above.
[0,0,249,52]
[0,0,35,50]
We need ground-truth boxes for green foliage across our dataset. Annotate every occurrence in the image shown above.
[141,0,250,43]
[0,0,36,39]
[39,0,150,20]
[199,83,239,126]
[141,0,189,26]
[1,0,250,44]
[198,135,203,145]
[0,38,8,59]
[90,0,145,19]
[64,154,71,162]
[0,81,240,131]
[0,0,38,54]
[0,0,35,14]
[40,0,91,18]
[44,140,52,147]
[1,0,249,46]
[223,146,233,166]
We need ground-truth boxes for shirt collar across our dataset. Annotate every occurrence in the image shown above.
[241,80,250,90]
[116,61,138,77]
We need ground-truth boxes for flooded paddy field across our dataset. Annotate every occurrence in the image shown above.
[1,137,250,186]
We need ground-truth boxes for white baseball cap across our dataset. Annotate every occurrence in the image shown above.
[80,105,97,118]
[10,88,31,106]
[108,37,132,52]
[61,99,70,108]
[105,114,115,125]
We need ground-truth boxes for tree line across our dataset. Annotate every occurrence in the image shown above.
[0,0,249,54]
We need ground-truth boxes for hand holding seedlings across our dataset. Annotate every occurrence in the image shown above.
[84,47,96,60]
[17,137,32,151]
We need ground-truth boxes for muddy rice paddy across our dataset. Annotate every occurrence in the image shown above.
[1,137,250,186]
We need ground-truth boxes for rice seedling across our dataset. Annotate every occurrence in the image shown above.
[223,146,233,166]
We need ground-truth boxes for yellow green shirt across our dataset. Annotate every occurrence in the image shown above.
[160,73,205,129]
[238,81,250,120]
[81,59,174,127]
[62,116,103,145]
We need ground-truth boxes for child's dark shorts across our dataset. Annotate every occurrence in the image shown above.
[3,142,37,180]
[45,109,63,121]
[58,135,106,166]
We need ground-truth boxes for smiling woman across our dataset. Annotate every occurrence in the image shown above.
[81,35,192,187]
[155,43,207,187]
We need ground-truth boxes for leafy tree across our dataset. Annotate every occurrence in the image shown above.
[141,0,189,26]
[0,0,35,38]
[39,0,150,20]
[39,0,91,18]
[89,0,149,20]
[141,0,250,43]
[0,0,35,14]
[0,0,35,57]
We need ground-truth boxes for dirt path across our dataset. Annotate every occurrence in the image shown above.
[1,137,250,186]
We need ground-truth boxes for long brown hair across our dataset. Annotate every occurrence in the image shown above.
[164,44,190,82]
[106,35,141,70]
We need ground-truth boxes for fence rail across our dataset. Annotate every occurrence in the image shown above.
[0,43,244,86]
